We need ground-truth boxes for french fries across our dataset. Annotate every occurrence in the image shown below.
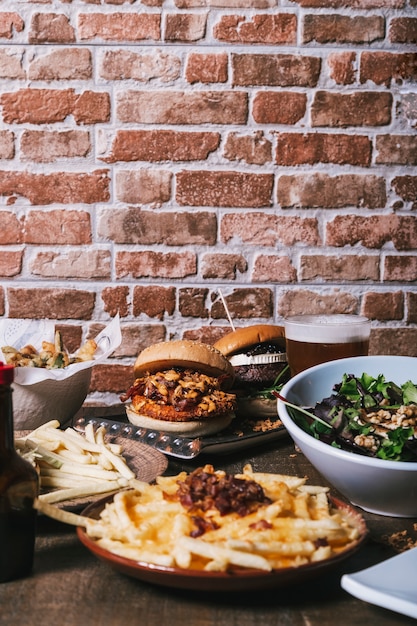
[2,331,97,369]
[80,464,363,573]
[16,420,135,504]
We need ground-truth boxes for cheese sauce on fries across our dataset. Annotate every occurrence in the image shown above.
[83,465,362,573]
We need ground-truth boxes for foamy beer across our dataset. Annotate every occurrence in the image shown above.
[284,314,371,377]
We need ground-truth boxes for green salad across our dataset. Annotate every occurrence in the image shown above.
[279,372,417,462]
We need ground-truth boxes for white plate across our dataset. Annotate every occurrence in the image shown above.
[341,547,417,619]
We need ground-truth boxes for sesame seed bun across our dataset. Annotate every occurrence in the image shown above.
[134,339,235,388]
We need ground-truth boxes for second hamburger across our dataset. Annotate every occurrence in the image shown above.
[121,339,237,437]
[213,324,289,418]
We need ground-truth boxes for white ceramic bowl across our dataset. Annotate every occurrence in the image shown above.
[277,355,417,517]
[12,368,92,431]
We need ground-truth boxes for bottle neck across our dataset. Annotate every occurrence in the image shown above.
[0,385,15,452]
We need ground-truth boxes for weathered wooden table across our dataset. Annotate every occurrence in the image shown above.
[1,407,416,626]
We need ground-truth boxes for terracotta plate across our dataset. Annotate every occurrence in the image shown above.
[77,495,368,592]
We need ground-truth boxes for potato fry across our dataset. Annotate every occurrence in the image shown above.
[78,464,363,574]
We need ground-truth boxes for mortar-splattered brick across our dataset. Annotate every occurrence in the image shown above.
[360,52,417,86]
[201,254,248,280]
[0,49,25,79]
[389,18,417,44]
[21,130,91,163]
[102,286,129,318]
[98,208,217,246]
[0,13,24,39]
[392,176,417,207]
[116,170,172,205]
[164,13,207,42]
[24,210,91,244]
[278,173,386,208]
[300,255,380,281]
[252,255,297,283]
[0,251,22,278]
[29,13,75,44]
[326,215,417,250]
[90,364,133,395]
[78,13,161,42]
[220,213,320,246]
[376,135,417,165]
[214,14,297,44]
[327,52,356,85]
[114,324,167,358]
[0,211,21,244]
[28,49,92,81]
[0,131,14,160]
[278,289,359,318]
[223,131,272,165]
[179,288,209,318]
[232,53,321,87]
[116,250,196,279]
[384,256,417,282]
[210,288,273,319]
[100,49,181,82]
[30,250,111,280]
[185,53,228,84]
[370,328,417,357]
[406,293,417,324]
[176,171,273,207]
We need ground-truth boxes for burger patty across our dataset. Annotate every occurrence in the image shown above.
[124,368,237,422]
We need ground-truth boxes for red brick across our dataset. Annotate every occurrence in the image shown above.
[98,208,217,245]
[0,251,22,277]
[114,325,167,359]
[176,171,273,207]
[253,92,307,124]
[291,0,404,6]
[30,250,111,279]
[90,364,133,395]
[278,174,386,208]
[0,13,24,39]
[311,91,392,127]
[326,215,417,250]
[133,286,176,319]
[361,291,404,320]
[276,133,372,166]
[201,254,248,279]
[55,325,83,355]
[185,53,228,84]
[21,130,91,162]
[0,288,4,316]
[100,50,181,81]
[211,288,274,319]
[360,52,417,86]
[252,255,297,283]
[101,286,129,318]
[223,131,272,165]
[164,13,207,41]
[28,49,92,81]
[0,211,22,244]
[220,213,320,246]
[0,49,25,79]
[102,130,220,162]
[1,89,110,125]
[303,15,384,44]
[0,131,14,159]
[117,90,248,124]
[376,134,417,165]
[392,176,417,207]
[29,13,75,43]
[389,17,417,44]
[116,170,172,205]
[214,14,297,44]
[300,255,380,281]
[384,255,417,281]
[369,328,417,357]
[7,288,96,319]
[406,293,417,324]
[278,289,359,318]
[179,289,209,318]
[182,326,229,346]
[25,210,91,244]
[232,53,321,87]
[0,170,109,205]
[327,52,356,85]
[78,13,161,41]
[116,251,197,279]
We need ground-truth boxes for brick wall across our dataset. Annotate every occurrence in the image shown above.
[0,0,416,402]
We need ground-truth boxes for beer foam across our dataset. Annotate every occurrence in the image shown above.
[284,315,371,344]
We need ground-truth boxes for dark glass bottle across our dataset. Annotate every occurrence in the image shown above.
[0,362,38,583]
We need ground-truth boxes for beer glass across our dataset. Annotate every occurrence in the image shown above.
[284,314,371,377]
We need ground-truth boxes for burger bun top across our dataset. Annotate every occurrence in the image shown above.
[133,339,235,388]
[214,324,285,357]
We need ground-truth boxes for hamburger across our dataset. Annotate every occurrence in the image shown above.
[213,325,289,418]
[120,339,237,437]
